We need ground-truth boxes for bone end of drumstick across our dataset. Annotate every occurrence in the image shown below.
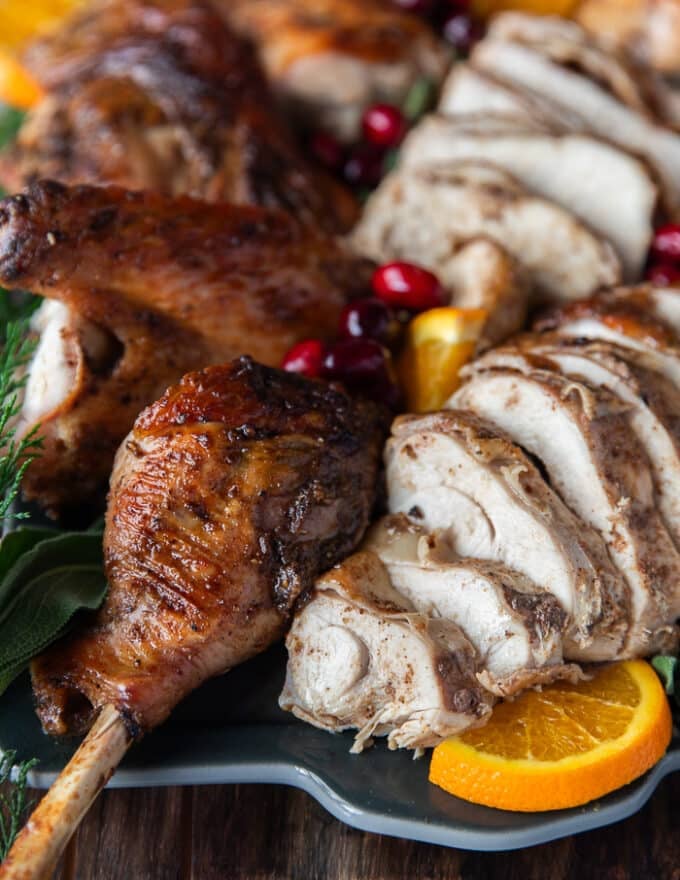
[0,705,132,880]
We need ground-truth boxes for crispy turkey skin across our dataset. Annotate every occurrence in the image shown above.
[31,358,386,737]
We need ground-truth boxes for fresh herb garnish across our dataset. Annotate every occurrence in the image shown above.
[0,320,42,522]
[0,750,37,861]
[0,105,25,154]
[652,655,679,707]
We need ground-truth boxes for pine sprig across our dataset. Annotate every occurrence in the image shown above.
[0,750,37,861]
[0,320,42,522]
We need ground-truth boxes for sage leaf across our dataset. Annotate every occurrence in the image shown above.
[0,531,108,696]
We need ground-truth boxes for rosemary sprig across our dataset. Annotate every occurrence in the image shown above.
[0,750,37,861]
[0,320,42,522]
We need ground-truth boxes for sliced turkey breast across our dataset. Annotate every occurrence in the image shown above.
[385,410,629,661]
[352,161,621,303]
[280,551,493,753]
[436,237,527,349]
[486,12,662,119]
[534,298,680,390]
[484,336,680,556]
[453,365,680,655]
[399,115,657,280]
[365,515,578,697]
[472,39,680,216]
[438,64,584,130]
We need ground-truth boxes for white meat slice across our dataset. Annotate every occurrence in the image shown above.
[453,365,680,655]
[486,12,657,118]
[279,551,493,753]
[535,303,680,390]
[399,115,657,280]
[385,410,629,661]
[483,336,680,555]
[438,64,583,129]
[472,39,680,216]
[365,515,579,697]
[351,161,621,304]
[434,237,527,349]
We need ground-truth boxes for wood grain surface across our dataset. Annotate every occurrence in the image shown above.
[3,772,675,880]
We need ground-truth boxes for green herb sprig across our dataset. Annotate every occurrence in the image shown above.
[0,320,42,522]
[0,751,37,861]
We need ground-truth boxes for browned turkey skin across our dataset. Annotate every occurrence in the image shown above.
[31,357,386,737]
[0,180,368,517]
[3,0,357,233]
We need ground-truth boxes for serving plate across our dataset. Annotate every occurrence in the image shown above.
[1,644,678,853]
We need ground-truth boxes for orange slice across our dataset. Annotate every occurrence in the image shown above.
[0,51,43,110]
[472,0,578,15]
[430,660,673,812]
[398,307,487,414]
[0,0,86,109]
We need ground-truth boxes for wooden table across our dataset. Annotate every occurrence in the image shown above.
[17,771,673,879]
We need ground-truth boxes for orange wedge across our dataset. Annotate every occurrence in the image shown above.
[0,51,43,110]
[398,307,487,414]
[430,660,673,813]
[472,0,578,15]
[0,0,86,109]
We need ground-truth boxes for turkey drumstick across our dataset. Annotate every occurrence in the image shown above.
[31,356,385,736]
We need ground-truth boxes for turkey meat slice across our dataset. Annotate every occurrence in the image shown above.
[365,515,579,697]
[279,551,493,753]
[453,364,680,655]
[472,39,680,215]
[399,115,657,280]
[534,298,680,391]
[351,161,621,303]
[483,336,680,552]
[385,410,629,661]
[438,64,584,130]
[433,236,527,350]
[486,12,663,119]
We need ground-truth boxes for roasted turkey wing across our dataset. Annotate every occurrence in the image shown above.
[0,180,367,516]
[5,0,356,233]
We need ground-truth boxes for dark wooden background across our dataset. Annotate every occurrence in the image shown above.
[3,771,673,879]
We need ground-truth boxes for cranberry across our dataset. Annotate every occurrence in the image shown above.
[323,339,401,408]
[281,339,327,378]
[362,104,407,149]
[343,144,385,188]
[651,224,680,262]
[392,0,436,15]
[338,297,400,346]
[442,11,484,55]
[372,262,446,312]
[309,131,344,171]
[646,262,680,286]
[322,338,385,379]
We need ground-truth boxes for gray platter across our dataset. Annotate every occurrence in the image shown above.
[1,644,678,852]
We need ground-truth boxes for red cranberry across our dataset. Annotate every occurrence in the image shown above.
[362,104,407,149]
[646,262,680,286]
[281,339,327,378]
[309,131,344,171]
[442,11,484,55]
[651,224,680,262]
[343,144,385,188]
[322,338,386,380]
[323,339,400,408]
[392,0,436,15]
[338,297,400,346]
[372,262,446,312]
